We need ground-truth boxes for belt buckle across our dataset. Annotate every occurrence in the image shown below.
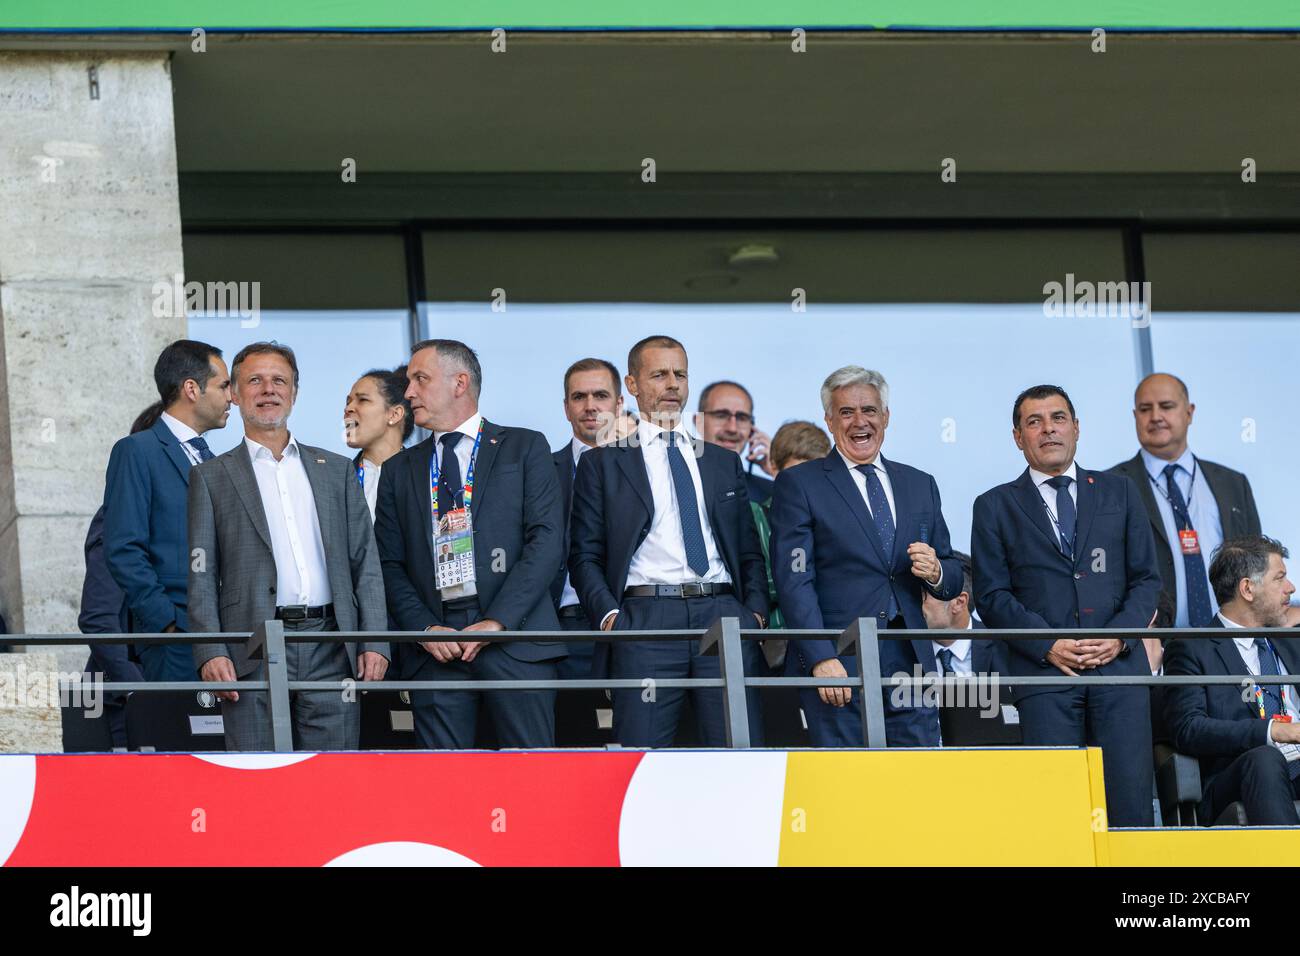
[280,605,307,623]
[681,584,703,598]
[660,584,683,598]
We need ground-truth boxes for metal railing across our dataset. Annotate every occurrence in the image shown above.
[15,621,1299,753]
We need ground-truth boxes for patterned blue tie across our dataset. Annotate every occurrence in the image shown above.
[187,436,215,462]
[1163,464,1214,628]
[1253,637,1300,778]
[1046,475,1075,559]
[666,432,709,577]
[856,463,899,620]
[937,648,956,676]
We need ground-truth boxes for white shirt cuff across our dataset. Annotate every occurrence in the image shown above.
[600,608,618,630]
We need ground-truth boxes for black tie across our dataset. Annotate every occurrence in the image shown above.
[1046,475,1075,558]
[438,432,463,517]
[937,648,956,676]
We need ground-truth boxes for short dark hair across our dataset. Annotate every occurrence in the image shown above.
[954,551,973,599]
[1208,535,1289,607]
[360,366,415,442]
[564,357,621,397]
[154,339,222,408]
[232,341,299,389]
[1012,384,1076,429]
[411,338,482,399]
[627,334,685,377]
[698,380,754,414]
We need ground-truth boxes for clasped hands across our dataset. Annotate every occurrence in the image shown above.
[421,618,503,663]
[1046,638,1123,676]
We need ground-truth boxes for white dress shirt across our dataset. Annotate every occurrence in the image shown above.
[245,436,332,606]
[837,448,897,523]
[1141,447,1224,627]
[1029,461,1079,526]
[161,411,203,466]
[626,417,730,588]
[1219,611,1300,760]
[358,457,382,522]
[432,412,484,508]
[559,437,593,610]
[932,627,974,677]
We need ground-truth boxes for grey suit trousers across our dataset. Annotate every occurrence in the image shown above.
[221,614,359,751]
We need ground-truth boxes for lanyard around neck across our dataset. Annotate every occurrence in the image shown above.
[429,419,485,527]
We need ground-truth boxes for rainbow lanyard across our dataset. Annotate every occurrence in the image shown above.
[1254,638,1287,719]
[428,419,484,528]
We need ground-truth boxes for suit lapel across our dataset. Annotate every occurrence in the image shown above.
[152,419,192,483]
[556,446,576,519]
[824,452,887,566]
[699,445,722,531]
[1200,457,1239,537]
[223,442,273,551]
[616,440,654,517]
[298,443,337,555]
[972,638,992,675]
[1072,466,1098,559]
[1011,469,1069,563]
[409,438,436,562]
[1209,635,1258,719]
[468,420,503,513]
[1127,453,1168,547]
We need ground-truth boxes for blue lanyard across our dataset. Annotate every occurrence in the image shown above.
[429,419,485,526]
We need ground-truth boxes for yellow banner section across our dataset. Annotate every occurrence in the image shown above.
[1109,827,1300,866]
[779,749,1105,866]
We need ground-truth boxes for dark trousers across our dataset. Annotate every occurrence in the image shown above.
[138,641,197,682]
[553,613,608,746]
[408,603,557,749]
[1017,684,1155,827]
[222,614,359,751]
[610,593,765,748]
[1201,746,1300,826]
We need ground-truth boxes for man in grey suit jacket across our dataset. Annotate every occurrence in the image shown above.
[190,342,389,751]
[1108,373,1261,629]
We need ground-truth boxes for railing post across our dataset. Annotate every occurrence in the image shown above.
[839,617,887,748]
[701,617,752,749]
[248,619,293,753]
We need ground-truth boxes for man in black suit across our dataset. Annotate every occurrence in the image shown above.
[920,551,1020,745]
[972,384,1162,826]
[1165,535,1300,825]
[569,335,768,747]
[694,380,776,505]
[375,339,566,749]
[552,357,624,740]
[1109,372,1262,629]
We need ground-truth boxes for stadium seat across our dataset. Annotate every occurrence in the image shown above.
[125,691,226,752]
[61,701,115,753]
[359,690,419,749]
[1154,743,1202,826]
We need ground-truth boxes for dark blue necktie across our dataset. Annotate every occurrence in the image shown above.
[438,432,463,517]
[187,436,215,462]
[1163,464,1214,628]
[857,463,899,620]
[665,432,709,577]
[1046,475,1075,559]
[937,648,955,676]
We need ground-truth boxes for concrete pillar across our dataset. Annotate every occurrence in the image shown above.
[0,52,185,674]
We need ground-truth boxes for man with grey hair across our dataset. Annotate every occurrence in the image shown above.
[772,365,962,746]
[1164,535,1300,824]
[374,338,566,749]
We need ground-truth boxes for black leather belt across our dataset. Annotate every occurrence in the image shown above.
[275,603,334,622]
[558,604,587,620]
[623,584,734,599]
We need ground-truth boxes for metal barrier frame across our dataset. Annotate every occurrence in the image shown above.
[20,622,1300,753]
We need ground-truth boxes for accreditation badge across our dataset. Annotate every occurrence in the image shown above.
[435,507,478,599]
[1178,528,1200,555]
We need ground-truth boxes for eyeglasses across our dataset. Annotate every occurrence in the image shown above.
[702,409,754,426]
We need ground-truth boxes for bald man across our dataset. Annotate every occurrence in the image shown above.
[1109,373,1261,629]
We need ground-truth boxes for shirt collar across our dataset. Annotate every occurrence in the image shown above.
[434,412,482,445]
[245,434,299,462]
[636,415,692,446]
[571,436,593,465]
[1218,611,1247,632]
[160,411,200,444]
[1029,460,1077,488]
[836,447,884,475]
[932,638,972,662]
[1141,446,1195,484]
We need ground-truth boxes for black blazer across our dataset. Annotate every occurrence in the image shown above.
[971,465,1163,688]
[549,442,578,608]
[374,419,565,666]
[568,434,769,630]
[1164,617,1300,793]
[1108,453,1261,615]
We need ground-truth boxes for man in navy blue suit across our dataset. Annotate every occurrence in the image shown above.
[569,335,768,747]
[771,365,962,747]
[1165,535,1300,825]
[103,340,231,682]
[971,384,1162,827]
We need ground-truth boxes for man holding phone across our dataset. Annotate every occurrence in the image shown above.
[695,380,776,504]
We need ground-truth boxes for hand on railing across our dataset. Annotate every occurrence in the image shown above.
[811,657,852,707]
[199,656,239,702]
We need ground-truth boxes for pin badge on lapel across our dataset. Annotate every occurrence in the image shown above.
[1087,477,1094,484]
[316,458,326,464]
[489,438,498,444]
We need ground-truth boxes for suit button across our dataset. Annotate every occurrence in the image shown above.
[1073,573,1082,580]
[269,586,276,594]
[878,611,886,618]
[889,574,895,582]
